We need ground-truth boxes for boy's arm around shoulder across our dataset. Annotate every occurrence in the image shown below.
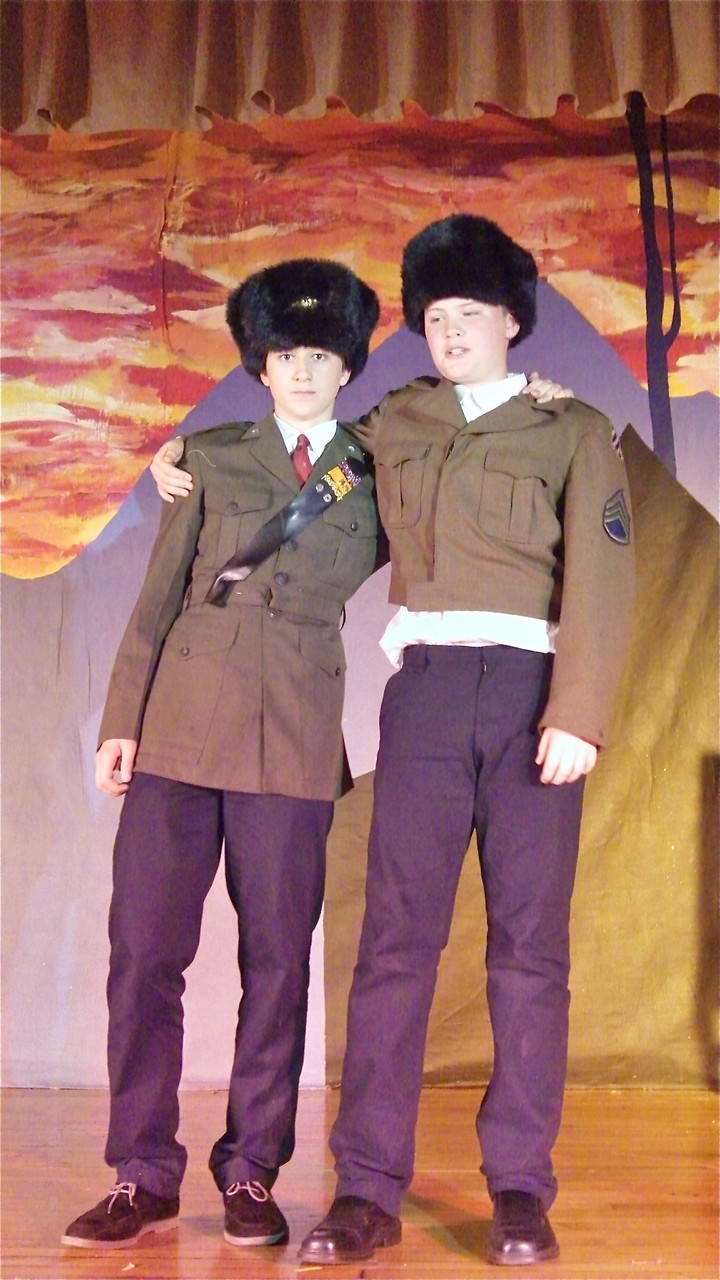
[152,436,190,500]
[541,405,636,749]
[98,450,205,745]
[335,417,390,571]
[150,422,255,501]
[345,374,574,454]
[344,402,384,456]
[344,379,439,456]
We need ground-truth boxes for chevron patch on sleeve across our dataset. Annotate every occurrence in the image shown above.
[603,489,631,544]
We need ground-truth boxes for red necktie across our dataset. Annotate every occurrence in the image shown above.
[291,433,312,484]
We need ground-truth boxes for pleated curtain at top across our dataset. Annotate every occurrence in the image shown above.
[2,0,718,134]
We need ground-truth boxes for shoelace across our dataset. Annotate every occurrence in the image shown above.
[225,1180,270,1203]
[106,1181,137,1213]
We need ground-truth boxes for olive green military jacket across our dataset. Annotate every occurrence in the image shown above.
[99,414,378,800]
[351,378,636,748]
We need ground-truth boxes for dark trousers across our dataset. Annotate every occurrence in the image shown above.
[104,772,332,1198]
[330,645,584,1215]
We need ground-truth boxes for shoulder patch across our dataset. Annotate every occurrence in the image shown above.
[603,489,631,544]
[610,426,624,459]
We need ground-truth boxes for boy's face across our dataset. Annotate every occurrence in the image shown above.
[260,347,350,428]
[423,297,520,388]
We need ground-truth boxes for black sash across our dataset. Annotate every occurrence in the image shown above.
[205,454,370,606]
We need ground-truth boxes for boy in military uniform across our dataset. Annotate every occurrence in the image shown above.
[298,217,635,1267]
[61,259,380,1251]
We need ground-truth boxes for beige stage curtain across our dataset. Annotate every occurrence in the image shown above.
[2,0,719,134]
[325,430,719,1088]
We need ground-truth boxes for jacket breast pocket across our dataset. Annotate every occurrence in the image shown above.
[201,483,273,565]
[376,443,431,529]
[479,453,558,547]
[321,495,377,580]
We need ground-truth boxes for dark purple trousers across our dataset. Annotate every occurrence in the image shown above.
[105,773,331,1198]
[331,645,584,1215]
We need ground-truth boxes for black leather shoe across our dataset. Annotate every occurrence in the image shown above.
[298,1195,402,1264]
[487,1190,559,1265]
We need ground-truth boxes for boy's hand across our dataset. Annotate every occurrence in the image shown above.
[524,371,574,402]
[96,739,138,795]
[536,727,597,785]
[150,437,191,502]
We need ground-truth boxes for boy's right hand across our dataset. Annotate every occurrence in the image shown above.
[96,739,138,795]
[150,438,191,502]
[536,727,597,785]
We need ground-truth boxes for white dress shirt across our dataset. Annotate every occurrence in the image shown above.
[274,414,337,463]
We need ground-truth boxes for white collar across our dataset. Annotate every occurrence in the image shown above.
[454,373,527,422]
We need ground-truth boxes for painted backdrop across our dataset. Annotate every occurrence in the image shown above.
[1,97,718,1088]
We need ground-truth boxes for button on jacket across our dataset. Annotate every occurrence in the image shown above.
[99,414,378,799]
[351,378,636,747]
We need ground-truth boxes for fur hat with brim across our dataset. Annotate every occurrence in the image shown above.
[401,214,537,347]
[226,258,380,380]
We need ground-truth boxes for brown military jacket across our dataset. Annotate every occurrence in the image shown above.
[351,378,636,747]
[99,414,378,800]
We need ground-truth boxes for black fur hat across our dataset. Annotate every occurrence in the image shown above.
[401,214,537,347]
[226,258,380,380]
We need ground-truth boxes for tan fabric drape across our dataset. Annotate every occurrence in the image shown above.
[3,0,718,134]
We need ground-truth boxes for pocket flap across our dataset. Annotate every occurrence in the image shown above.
[166,607,240,659]
[379,441,432,468]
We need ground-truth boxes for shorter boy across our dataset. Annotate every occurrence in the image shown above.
[61,259,380,1250]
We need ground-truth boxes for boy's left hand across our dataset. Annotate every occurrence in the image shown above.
[536,727,597,785]
[151,437,190,503]
[524,371,574,402]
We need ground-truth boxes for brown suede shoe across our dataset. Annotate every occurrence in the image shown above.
[487,1190,559,1265]
[61,1182,180,1249]
[298,1195,402,1264]
[223,1180,288,1247]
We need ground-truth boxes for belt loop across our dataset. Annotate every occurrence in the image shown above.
[405,644,429,672]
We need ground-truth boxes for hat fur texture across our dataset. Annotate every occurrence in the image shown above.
[401,214,537,347]
[226,258,380,380]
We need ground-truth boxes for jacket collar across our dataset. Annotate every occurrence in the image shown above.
[433,378,571,435]
[420,378,467,430]
[241,411,295,487]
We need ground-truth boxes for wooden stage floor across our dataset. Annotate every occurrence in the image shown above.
[1,1086,717,1280]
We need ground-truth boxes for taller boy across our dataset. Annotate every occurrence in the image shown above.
[299,216,636,1266]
